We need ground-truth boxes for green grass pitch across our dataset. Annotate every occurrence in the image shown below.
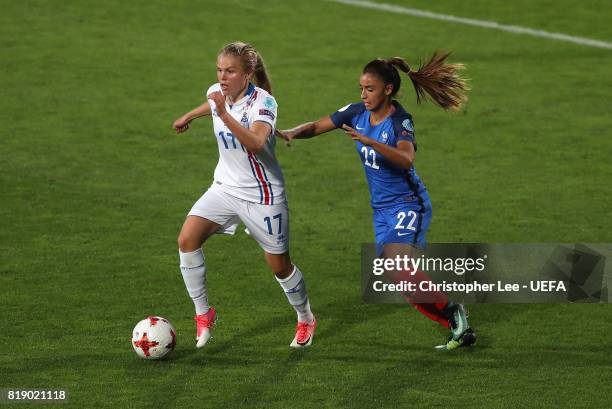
[1,0,611,407]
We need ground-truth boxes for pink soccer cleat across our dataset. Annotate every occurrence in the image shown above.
[290,317,316,348]
[194,307,217,348]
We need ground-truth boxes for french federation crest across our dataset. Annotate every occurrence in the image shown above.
[381,131,389,142]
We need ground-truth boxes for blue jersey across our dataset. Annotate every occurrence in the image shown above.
[330,101,428,210]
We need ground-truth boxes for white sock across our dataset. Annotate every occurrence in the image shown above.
[179,249,209,315]
[276,265,314,323]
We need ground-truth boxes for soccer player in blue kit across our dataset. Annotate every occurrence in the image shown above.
[278,52,476,350]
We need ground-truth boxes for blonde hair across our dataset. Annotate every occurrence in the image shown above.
[220,41,272,94]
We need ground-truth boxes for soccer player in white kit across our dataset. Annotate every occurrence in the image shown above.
[172,42,316,348]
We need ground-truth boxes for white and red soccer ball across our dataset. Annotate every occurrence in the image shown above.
[132,316,176,360]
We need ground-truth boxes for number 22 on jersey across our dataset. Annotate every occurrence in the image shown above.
[361,146,380,169]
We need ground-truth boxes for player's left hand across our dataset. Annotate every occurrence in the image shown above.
[342,124,374,146]
[207,91,227,116]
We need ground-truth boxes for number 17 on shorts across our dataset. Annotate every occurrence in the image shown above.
[243,201,290,254]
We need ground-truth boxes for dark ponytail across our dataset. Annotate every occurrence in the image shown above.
[364,51,469,111]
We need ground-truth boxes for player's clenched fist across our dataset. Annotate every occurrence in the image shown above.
[207,91,227,116]
[173,117,191,133]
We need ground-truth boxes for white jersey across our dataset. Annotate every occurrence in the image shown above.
[206,82,285,205]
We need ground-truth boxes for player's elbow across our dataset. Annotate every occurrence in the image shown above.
[310,122,324,137]
[244,133,268,154]
[249,140,266,154]
[401,154,414,170]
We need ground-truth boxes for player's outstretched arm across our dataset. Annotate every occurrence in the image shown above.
[276,116,337,146]
[173,101,212,134]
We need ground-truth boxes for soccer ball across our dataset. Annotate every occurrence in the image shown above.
[132,316,176,360]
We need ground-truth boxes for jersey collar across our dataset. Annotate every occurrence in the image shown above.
[229,83,256,108]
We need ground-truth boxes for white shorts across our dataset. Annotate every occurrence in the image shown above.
[188,183,290,254]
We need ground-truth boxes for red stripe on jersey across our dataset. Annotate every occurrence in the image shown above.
[246,90,259,110]
[248,152,270,205]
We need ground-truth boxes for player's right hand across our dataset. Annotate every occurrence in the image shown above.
[173,117,191,134]
[275,129,293,147]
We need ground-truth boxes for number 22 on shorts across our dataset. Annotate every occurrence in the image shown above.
[395,210,417,231]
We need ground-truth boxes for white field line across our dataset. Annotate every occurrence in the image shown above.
[331,0,612,50]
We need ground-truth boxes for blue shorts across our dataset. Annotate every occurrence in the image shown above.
[373,197,432,253]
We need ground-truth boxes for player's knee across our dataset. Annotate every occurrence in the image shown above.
[177,232,200,253]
